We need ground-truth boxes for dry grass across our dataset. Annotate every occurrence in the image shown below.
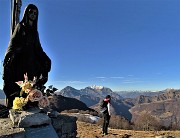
[76,121,180,138]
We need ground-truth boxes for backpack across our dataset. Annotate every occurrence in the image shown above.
[100,100,108,113]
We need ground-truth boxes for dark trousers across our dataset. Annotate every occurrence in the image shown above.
[102,112,110,134]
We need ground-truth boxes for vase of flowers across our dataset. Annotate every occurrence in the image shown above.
[12,73,49,110]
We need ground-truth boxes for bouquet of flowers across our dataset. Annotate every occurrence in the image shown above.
[12,73,49,110]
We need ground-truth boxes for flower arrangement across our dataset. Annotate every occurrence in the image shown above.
[12,73,49,110]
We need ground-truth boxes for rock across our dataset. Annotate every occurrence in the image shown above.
[24,107,41,113]
[24,124,58,138]
[122,134,131,138]
[9,108,41,126]
[155,136,175,138]
[47,110,59,118]
[9,109,22,126]
[18,112,51,128]
[155,136,165,138]
[9,109,51,128]
[0,104,9,118]
[1,111,77,138]
[51,114,77,138]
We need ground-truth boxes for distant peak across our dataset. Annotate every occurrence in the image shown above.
[64,86,76,90]
[89,85,104,90]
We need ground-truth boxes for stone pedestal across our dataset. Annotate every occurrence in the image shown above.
[0,109,77,138]
[25,124,59,138]
[9,108,51,127]
[51,114,77,138]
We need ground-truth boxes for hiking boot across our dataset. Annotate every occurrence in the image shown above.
[102,133,108,136]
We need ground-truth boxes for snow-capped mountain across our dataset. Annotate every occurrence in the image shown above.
[57,86,132,120]
[89,85,104,90]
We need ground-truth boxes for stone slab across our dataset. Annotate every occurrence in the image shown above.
[24,124,59,138]
[18,112,51,128]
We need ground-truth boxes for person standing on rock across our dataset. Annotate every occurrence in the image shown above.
[102,95,111,135]
[2,4,51,108]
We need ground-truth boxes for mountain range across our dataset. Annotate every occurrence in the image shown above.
[58,86,124,106]
[56,86,180,128]
[116,90,162,99]
[129,89,180,127]
[56,86,132,119]
[0,90,5,99]
[0,86,179,128]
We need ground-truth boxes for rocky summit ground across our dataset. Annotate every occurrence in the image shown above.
[0,118,180,138]
[76,121,180,138]
[0,118,24,137]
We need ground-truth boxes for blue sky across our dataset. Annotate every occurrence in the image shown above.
[0,0,180,91]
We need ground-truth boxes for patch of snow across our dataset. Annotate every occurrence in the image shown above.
[90,85,104,90]
[89,115,100,122]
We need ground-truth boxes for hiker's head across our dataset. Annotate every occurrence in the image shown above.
[106,95,111,101]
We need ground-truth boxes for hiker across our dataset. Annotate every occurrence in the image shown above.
[2,4,51,108]
[102,95,111,135]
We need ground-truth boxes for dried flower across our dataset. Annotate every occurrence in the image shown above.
[38,96,50,108]
[12,97,28,110]
[15,73,37,96]
[28,89,43,102]
[13,73,49,110]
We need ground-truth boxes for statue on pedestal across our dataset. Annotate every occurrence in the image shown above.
[2,4,51,108]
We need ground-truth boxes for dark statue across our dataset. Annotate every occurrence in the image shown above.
[2,4,51,108]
